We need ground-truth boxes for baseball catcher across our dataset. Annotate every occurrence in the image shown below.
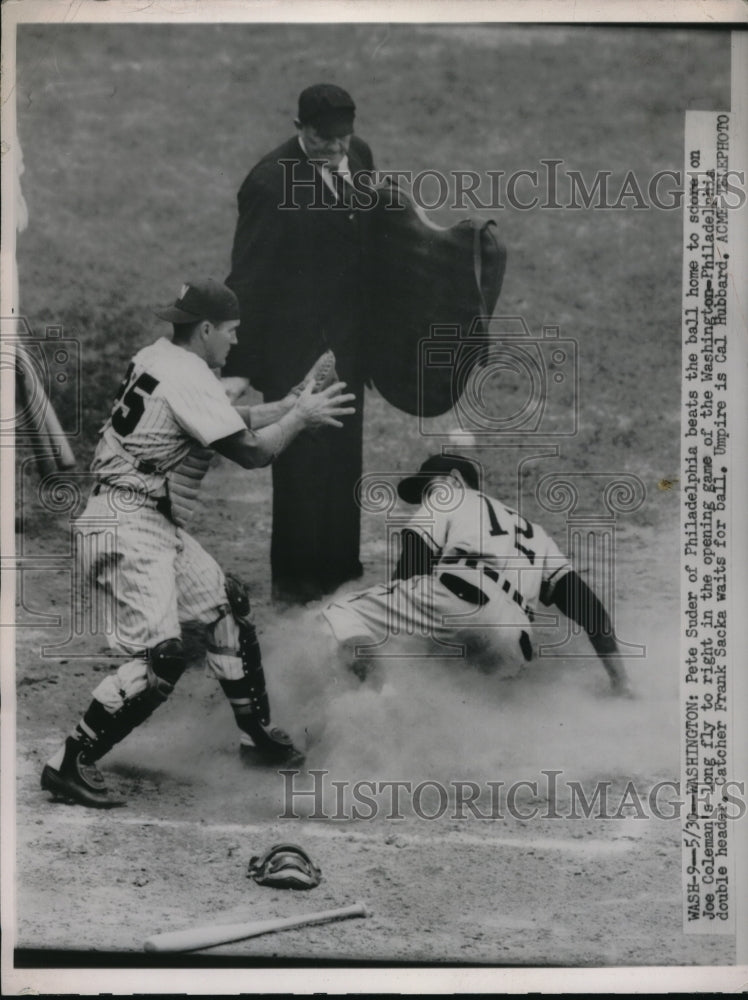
[41,279,355,808]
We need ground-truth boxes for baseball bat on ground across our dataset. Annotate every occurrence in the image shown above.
[143,901,368,953]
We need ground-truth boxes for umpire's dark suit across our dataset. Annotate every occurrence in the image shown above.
[225,134,375,603]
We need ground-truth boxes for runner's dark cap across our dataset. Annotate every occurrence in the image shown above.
[155,279,240,325]
[297,83,355,138]
[397,454,482,505]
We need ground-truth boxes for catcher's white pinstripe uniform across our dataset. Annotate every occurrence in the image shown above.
[41,278,359,807]
[77,336,246,707]
[323,487,572,677]
[90,337,243,496]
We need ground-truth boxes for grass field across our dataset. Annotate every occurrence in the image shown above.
[10,19,736,978]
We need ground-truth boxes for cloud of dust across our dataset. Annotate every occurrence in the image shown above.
[261,604,680,794]
[113,603,680,819]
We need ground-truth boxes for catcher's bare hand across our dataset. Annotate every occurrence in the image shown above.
[294,379,355,428]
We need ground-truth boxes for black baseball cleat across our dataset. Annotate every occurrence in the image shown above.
[239,723,305,766]
[41,739,124,809]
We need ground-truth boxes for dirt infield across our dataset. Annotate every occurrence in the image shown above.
[10,18,736,977]
[14,454,734,967]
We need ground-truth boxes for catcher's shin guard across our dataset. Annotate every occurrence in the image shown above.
[82,639,187,762]
[217,575,301,763]
[235,617,270,723]
[218,620,300,763]
[222,574,270,723]
[41,639,189,807]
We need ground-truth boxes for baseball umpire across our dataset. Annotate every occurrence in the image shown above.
[41,279,355,808]
[222,83,375,605]
[321,454,632,695]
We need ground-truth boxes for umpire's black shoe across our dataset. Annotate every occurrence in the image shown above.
[240,723,305,766]
[41,738,124,809]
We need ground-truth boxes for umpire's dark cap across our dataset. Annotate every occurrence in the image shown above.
[155,279,240,325]
[397,454,482,505]
[297,83,355,138]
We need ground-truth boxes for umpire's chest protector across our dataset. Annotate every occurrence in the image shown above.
[365,180,507,417]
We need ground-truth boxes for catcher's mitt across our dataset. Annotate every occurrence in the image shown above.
[291,350,338,396]
[247,843,322,890]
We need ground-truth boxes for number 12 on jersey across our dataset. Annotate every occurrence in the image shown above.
[482,494,536,564]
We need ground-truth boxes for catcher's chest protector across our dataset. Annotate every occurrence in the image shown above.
[366,180,507,417]
[166,445,213,528]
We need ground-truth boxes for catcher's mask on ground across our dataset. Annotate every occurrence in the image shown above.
[397,453,482,505]
[247,843,322,890]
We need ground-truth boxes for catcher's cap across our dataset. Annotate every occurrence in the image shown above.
[247,843,322,891]
[397,453,482,505]
[297,83,355,138]
[155,279,240,326]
